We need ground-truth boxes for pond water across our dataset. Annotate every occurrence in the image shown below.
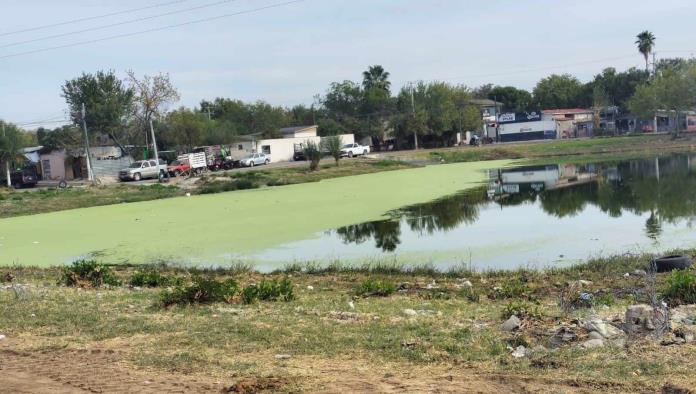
[251,154,696,271]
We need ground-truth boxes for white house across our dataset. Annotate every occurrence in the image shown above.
[233,125,355,162]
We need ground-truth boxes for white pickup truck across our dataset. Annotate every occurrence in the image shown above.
[340,143,370,158]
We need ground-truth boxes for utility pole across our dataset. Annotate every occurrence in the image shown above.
[81,103,94,182]
[206,108,212,121]
[149,119,162,181]
[2,122,9,187]
[410,82,418,150]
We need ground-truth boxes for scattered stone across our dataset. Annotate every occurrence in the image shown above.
[510,345,528,358]
[549,326,578,347]
[501,315,521,332]
[403,308,418,317]
[588,331,604,340]
[274,354,291,360]
[0,334,6,341]
[584,318,624,339]
[625,304,656,332]
[455,279,473,289]
[623,273,630,278]
[580,338,605,349]
[306,285,314,290]
[633,269,647,276]
[425,281,439,290]
[671,305,696,326]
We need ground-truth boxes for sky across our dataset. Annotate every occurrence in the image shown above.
[1,0,696,128]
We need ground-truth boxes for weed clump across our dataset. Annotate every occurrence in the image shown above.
[241,278,295,304]
[59,260,120,288]
[129,270,182,287]
[200,180,258,194]
[160,276,239,307]
[662,269,696,305]
[355,278,396,297]
[501,300,543,320]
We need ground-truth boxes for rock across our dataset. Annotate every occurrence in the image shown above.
[671,305,696,326]
[501,315,521,332]
[633,269,647,276]
[623,273,630,278]
[348,301,355,310]
[403,308,418,317]
[274,354,291,360]
[510,345,528,358]
[531,345,547,354]
[549,327,577,347]
[580,338,604,349]
[0,334,6,341]
[306,285,314,290]
[588,331,604,340]
[625,304,656,332]
[456,279,473,289]
[584,318,624,339]
[610,337,626,348]
[425,281,439,289]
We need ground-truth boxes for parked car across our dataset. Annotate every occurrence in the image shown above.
[119,159,167,181]
[2,168,38,188]
[167,159,191,177]
[340,143,370,158]
[293,143,306,161]
[239,153,270,167]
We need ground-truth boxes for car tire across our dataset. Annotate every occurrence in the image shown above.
[133,173,141,181]
[174,170,181,177]
[265,159,270,165]
[363,150,368,155]
[653,255,693,272]
[348,151,353,158]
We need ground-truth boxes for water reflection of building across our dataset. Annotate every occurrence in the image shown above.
[488,164,597,198]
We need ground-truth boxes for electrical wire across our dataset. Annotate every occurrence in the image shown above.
[0,0,191,38]
[0,0,305,60]
[0,0,240,49]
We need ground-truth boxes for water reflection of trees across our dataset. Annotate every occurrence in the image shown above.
[335,189,487,252]
[336,155,696,252]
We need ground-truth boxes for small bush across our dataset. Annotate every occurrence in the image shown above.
[129,270,182,287]
[200,180,258,194]
[355,278,396,297]
[488,279,530,300]
[501,301,543,320]
[160,276,239,307]
[303,140,322,171]
[663,269,696,305]
[59,260,120,288]
[459,287,480,302]
[241,278,295,304]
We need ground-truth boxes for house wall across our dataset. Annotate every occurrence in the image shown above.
[497,120,557,142]
[237,134,355,162]
[39,150,68,180]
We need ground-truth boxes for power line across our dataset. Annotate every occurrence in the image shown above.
[0,0,240,50]
[0,0,305,60]
[0,0,190,38]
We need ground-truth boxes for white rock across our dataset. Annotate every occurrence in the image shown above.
[584,318,623,339]
[403,308,418,317]
[501,315,521,332]
[274,354,291,359]
[306,285,314,290]
[580,338,604,349]
[348,301,355,310]
[0,334,6,341]
[511,345,527,358]
[633,269,647,276]
[623,273,630,278]
[588,331,604,340]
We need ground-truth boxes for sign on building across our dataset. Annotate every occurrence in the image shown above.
[498,111,542,124]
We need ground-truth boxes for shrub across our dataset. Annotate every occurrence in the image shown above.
[303,140,322,171]
[160,276,239,307]
[459,287,480,302]
[241,278,295,304]
[321,135,342,166]
[59,260,120,288]
[501,301,543,320]
[129,270,182,287]
[488,279,530,300]
[200,180,258,194]
[355,278,396,297]
[662,269,696,305]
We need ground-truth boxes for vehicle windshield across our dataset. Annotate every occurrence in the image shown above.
[129,162,142,168]
[342,144,353,148]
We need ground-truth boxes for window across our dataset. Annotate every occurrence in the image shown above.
[142,162,150,168]
[238,144,243,150]
[149,160,157,167]
[261,145,271,154]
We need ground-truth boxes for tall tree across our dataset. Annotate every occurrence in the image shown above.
[362,65,391,91]
[61,70,134,140]
[487,86,533,112]
[635,30,656,73]
[126,70,180,144]
[532,74,584,109]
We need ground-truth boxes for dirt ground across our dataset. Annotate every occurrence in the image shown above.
[0,337,649,394]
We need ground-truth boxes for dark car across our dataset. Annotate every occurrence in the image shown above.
[3,168,38,188]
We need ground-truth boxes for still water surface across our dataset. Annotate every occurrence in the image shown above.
[252,154,696,270]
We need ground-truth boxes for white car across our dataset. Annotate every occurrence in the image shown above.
[239,153,270,167]
[340,143,370,158]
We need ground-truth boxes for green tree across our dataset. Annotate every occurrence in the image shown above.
[532,74,584,109]
[627,63,696,136]
[165,108,207,150]
[61,70,134,140]
[0,122,25,186]
[126,70,180,145]
[636,30,656,73]
[589,67,649,110]
[488,86,533,112]
[36,125,82,151]
[303,140,322,171]
[362,65,391,91]
[321,135,342,166]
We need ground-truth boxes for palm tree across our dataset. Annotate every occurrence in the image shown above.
[362,65,391,92]
[635,31,656,73]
